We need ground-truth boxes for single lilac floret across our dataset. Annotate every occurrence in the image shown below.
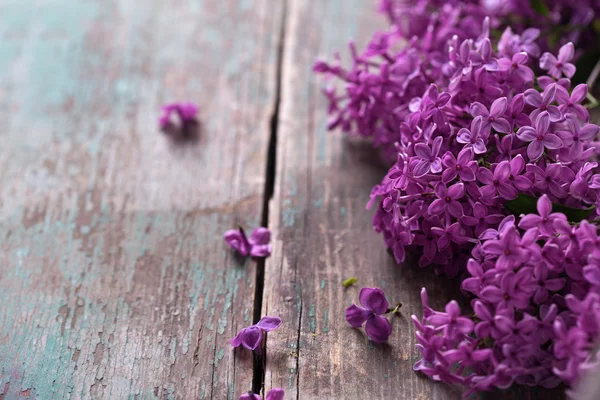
[231,316,282,351]
[240,388,285,400]
[346,287,392,342]
[224,227,272,257]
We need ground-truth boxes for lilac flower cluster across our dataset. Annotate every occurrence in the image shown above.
[315,1,600,159]
[365,27,600,275]
[413,195,600,393]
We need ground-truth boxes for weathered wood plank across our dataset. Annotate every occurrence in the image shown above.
[0,1,282,398]
[262,1,562,399]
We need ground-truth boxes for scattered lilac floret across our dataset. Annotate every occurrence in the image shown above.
[159,102,199,132]
[231,316,282,351]
[240,388,284,400]
[346,287,392,342]
[224,227,272,258]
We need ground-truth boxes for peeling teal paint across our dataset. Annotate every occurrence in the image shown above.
[308,304,316,333]
[322,308,329,333]
[320,279,325,289]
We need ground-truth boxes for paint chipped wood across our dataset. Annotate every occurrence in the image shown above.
[0,1,283,398]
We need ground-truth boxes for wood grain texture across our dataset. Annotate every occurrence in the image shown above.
[262,1,562,399]
[0,1,283,398]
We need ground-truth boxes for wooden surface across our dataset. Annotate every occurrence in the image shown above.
[263,1,564,400]
[0,0,283,398]
[0,1,565,400]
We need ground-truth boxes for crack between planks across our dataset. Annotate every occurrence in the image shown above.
[295,282,303,400]
[252,0,288,394]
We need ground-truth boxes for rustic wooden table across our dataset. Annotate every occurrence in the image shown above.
[0,1,565,399]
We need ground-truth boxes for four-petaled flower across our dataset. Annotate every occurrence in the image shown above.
[240,388,285,400]
[516,111,562,161]
[231,316,282,351]
[428,182,465,217]
[506,93,531,130]
[413,136,443,177]
[555,84,588,121]
[431,222,469,251]
[556,114,599,161]
[428,300,474,339]
[480,270,532,309]
[518,194,566,236]
[481,225,526,270]
[498,52,534,83]
[346,287,393,342]
[441,147,477,183]
[462,202,504,236]
[523,84,561,122]
[224,227,272,257]
[470,97,511,134]
[540,42,576,79]
[477,161,519,200]
[457,116,487,154]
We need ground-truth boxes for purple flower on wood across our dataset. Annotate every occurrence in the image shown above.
[346,287,392,342]
[231,316,282,351]
[240,388,285,400]
[540,42,576,79]
[159,102,199,131]
[516,111,562,161]
[224,227,272,257]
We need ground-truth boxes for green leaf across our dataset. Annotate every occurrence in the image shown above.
[529,0,550,17]
[342,277,358,288]
[504,194,596,223]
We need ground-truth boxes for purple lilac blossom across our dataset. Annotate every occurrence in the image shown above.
[239,388,285,400]
[224,227,272,257]
[231,316,282,351]
[364,25,600,278]
[315,1,600,160]
[159,102,198,130]
[412,196,600,394]
[346,287,393,342]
